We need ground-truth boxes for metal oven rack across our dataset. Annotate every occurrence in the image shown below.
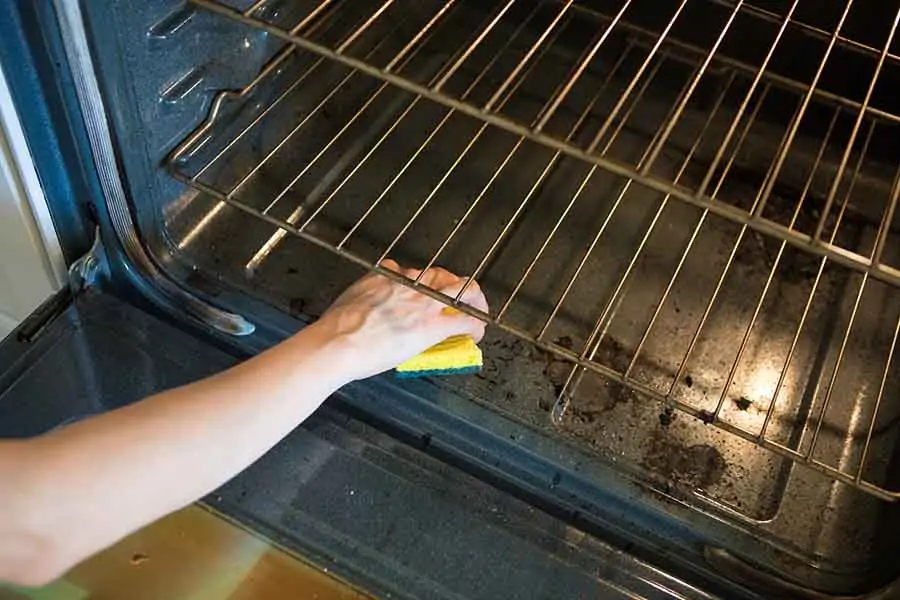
[168,0,900,501]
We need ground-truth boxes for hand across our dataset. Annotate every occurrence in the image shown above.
[316,260,489,381]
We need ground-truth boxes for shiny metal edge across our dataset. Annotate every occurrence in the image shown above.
[0,63,68,290]
[51,0,255,336]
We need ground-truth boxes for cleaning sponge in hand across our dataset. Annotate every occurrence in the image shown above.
[395,334,483,378]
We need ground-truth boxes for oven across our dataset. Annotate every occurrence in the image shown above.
[1,0,899,597]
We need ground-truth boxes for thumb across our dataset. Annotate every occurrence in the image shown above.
[439,277,489,314]
[435,278,489,343]
[436,309,487,343]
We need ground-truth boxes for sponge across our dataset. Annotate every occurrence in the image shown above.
[396,334,483,378]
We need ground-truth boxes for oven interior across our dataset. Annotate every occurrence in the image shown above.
[77,0,900,595]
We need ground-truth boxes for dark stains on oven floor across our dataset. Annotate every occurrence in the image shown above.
[537,335,637,418]
[444,328,782,518]
[455,333,724,483]
[643,436,726,490]
[535,336,724,492]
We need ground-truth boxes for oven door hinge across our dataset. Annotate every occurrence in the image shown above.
[68,227,105,293]
[17,230,105,343]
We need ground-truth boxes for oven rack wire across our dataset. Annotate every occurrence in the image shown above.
[169,0,900,500]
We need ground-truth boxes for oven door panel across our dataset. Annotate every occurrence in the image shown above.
[0,289,721,600]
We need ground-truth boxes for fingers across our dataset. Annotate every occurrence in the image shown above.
[378,259,427,283]
[416,266,456,289]
[434,276,489,342]
[379,260,489,329]
[378,259,421,281]
[380,259,401,273]
[378,261,456,297]
[437,308,487,342]
[438,277,489,314]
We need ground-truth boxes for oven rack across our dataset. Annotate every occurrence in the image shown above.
[186,0,900,286]
[169,0,900,500]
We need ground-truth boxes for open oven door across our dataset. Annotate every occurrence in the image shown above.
[0,289,727,600]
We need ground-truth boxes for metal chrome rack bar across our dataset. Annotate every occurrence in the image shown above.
[169,0,900,501]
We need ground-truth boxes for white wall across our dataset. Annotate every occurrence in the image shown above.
[0,66,66,340]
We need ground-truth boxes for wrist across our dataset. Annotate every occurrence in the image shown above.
[293,316,366,385]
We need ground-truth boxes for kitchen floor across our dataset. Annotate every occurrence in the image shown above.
[0,505,370,600]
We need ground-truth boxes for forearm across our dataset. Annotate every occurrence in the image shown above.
[0,260,488,586]
[2,320,354,583]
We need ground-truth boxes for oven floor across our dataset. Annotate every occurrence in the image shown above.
[171,189,899,589]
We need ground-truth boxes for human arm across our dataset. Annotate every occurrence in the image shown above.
[0,261,487,586]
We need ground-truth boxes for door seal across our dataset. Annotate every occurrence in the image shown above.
[704,546,899,599]
[68,226,103,293]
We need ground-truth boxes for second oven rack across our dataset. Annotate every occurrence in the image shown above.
[169,0,900,501]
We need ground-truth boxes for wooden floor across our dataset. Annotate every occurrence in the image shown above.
[1,505,372,600]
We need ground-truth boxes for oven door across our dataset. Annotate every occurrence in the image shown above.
[0,287,725,599]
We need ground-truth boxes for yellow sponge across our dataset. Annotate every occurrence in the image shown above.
[396,334,483,378]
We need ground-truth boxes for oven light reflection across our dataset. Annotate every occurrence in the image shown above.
[725,363,786,437]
